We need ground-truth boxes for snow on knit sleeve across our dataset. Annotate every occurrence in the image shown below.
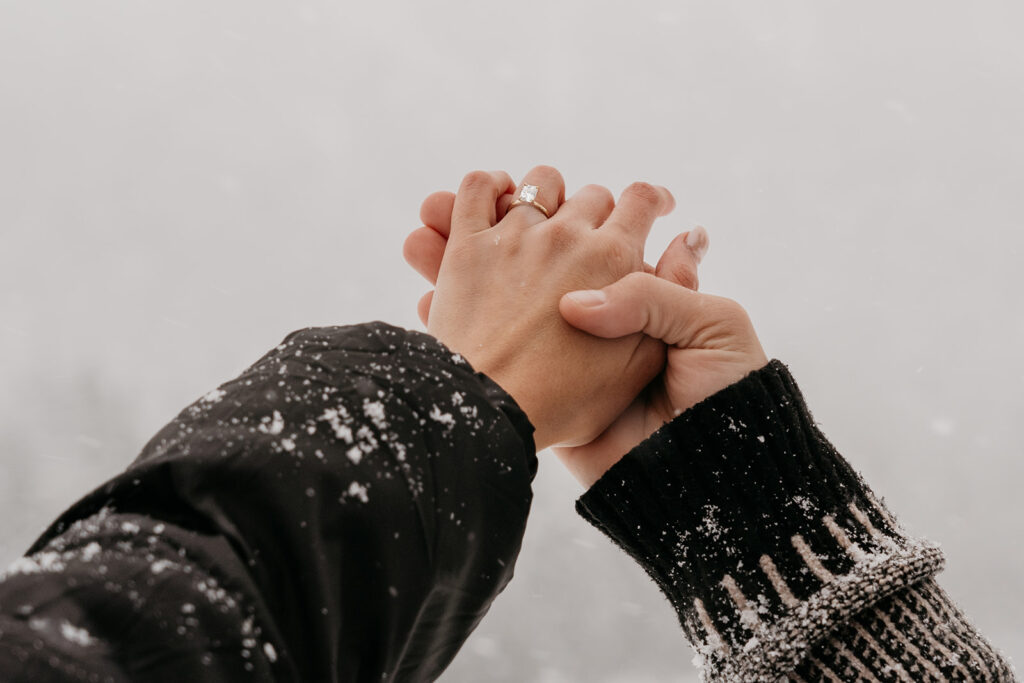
[577,360,949,682]
[789,577,1017,681]
[2,322,537,682]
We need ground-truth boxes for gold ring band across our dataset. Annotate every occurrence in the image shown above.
[507,198,551,219]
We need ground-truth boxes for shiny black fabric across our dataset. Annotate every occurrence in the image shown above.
[0,322,538,682]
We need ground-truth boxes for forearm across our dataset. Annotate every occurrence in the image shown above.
[1,322,538,682]
[577,360,1014,682]
[0,510,273,682]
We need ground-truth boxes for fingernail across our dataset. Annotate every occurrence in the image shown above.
[566,290,607,307]
[685,225,709,263]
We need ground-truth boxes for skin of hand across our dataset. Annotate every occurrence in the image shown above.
[406,184,768,487]
[416,166,676,451]
[554,249,768,486]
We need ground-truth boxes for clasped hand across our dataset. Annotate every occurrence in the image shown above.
[403,165,768,486]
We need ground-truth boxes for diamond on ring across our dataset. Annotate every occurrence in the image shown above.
[506,184,551,218]
[518,185,539,203]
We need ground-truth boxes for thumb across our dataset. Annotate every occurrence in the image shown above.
[560,272,711,347]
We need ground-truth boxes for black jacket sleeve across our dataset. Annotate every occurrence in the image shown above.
[0,322,537,682]
[577,360,1015,682]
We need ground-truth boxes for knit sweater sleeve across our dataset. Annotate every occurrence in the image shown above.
[576,360,1016,682]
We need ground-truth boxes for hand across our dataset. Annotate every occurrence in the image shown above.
[555,241,769,485]
[407,166,676,450]
[407,183,768,487]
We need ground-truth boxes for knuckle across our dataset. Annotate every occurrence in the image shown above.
[624,181,661,206]
[461,170,494,192]
[541,219,580,249]
[622,270,654,293]
[526,165,565,192]
[581,184,615,212]
[699,295,760,347]
[599,238,637,275]
[709,296,750,323]
[530,164,563,180]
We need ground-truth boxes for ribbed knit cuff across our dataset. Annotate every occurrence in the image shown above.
[576,360,945,682]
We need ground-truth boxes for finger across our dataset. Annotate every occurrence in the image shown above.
[402,226,447,284]
[603,182,675,245]
[495,191,516,222]
[556,184,615,228]
[417,290,433,326]
[685,224,709,263]
[451,170,516,238]
[419,191,456,238]
[654,226,709,291]
[502,165,566,229]
[559,272,711,346]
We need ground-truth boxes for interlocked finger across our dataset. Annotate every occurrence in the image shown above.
[557,184,616,228]
[451,170,516,239]
[603,182,676,245]
[502,165,566,229]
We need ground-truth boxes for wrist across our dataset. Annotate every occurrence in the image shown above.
[665,347,769,417]
[473,367,549,449]
[424,329,553,449]
[577,359,944,679]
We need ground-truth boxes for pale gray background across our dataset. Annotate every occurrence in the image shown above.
[1,2,1021,681]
